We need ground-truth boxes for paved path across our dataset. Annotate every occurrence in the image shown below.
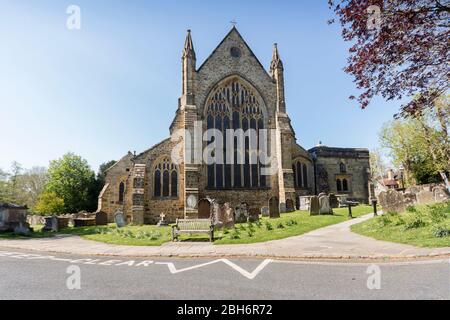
[0,214,449,260]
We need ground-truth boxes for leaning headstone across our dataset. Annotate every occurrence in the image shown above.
[319,195,332,215]
[235,203,249,223]
[433,186,450,203]
[309,196,320,215]
[261,207,270,217]
[95,211,108,226]
[329,193,339,209]
[114,210,126,228]
[416,190,435,205]
[248,208,260,222]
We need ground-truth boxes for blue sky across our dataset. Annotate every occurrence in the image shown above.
[0,0,400,172]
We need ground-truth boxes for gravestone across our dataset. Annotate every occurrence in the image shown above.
[299,196,311,211]
[285,199,295,212]
[248,208,260,222]
[198,199,212,219]
[309,196,320,215]
[269,197,280,218]
[261,207,270,217]
[433,186,450,203]
[57,217,70,230]
[329,193,339,209]
[43,216,58,232]
[416,190,435,205]
[378,189,405,213]
[319,194,332,215]
[95,211,108,226]
[14,222,31,235]
[402,193,417,207]
[235,203,249,223]
[0,203,30,233]
[114,210,126,228]
[220,203,235,229]
[156,212,169,227]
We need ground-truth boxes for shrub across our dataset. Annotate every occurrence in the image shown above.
[433,225,450,238]
[223,228,230,235]
[393,216,405,226]
[427,203,449,223]
[247,230,254,237]
[255,220,262,228]
[229,228,241,240]
[404,216,427,230]
[276,222,285,229]
[379,215,392,226]
[285,219,298,227]
[405,206,417,213]
[149,231,162,240]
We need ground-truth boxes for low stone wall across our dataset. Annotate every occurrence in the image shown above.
[378,184,449,213]
[27,212,96,226]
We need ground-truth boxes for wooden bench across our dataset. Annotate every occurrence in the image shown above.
[171,219,214,242]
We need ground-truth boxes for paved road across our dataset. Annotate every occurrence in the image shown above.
[0,250,448,300]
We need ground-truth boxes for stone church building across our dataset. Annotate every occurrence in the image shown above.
[98,28,371,224]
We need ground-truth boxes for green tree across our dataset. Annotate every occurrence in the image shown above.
[0,168,11,203]
[15,167,48,210]
[369,149,387,181]
[45,152,96,213]
[34,191,65,215]
[379,104,449,187]
[9,161,22,203]
[86,160,116,212]
[97,160,116,187]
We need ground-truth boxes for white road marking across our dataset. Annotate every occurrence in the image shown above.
[155,259,273,280]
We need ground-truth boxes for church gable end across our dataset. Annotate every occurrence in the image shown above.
[196,28,276,116]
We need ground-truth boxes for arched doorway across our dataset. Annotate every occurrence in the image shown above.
[198,199,211,219]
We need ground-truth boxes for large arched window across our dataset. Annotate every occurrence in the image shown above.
[153,158,178,198]
[205,77,267,189]
[118,182,125,203]
[293,160,308,189]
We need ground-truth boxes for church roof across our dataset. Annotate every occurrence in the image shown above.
[197,27,271,79]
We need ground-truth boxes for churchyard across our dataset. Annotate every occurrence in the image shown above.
[352,201,450,248]
[0,205,373,246]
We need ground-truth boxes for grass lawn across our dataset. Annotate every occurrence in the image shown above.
[0,205,374,246]
[351,202,450,248]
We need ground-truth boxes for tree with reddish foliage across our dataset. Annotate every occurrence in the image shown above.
[328,0,449,118]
